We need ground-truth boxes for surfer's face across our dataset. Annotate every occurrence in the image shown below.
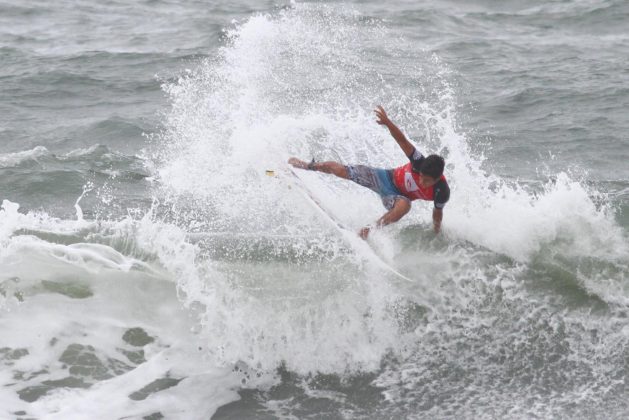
[419,174,438,188]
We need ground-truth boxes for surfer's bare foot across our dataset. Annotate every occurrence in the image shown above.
[288,157,311,169]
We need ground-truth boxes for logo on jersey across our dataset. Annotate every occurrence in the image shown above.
[404,172,419,192]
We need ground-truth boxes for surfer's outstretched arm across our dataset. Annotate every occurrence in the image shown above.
[359,198,411,239]
[432,208,443,234]
[375,106,415,157]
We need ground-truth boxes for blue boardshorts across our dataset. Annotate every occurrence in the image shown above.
[346,165,410,210]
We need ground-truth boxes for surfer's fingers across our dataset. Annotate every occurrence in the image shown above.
[374,106,387,119]
[374,107,388,124]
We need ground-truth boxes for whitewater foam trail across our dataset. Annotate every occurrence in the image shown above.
[0,198,256,419]
[148,1,629,378]
[2,2,629,418]
[0,0,624,392]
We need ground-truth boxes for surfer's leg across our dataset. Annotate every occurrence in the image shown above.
[312,161,349,179]
[346,165,386,194]
[288,158,349,179]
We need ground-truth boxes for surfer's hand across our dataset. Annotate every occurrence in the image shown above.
[374,106,390,126]
[359,226,370,239]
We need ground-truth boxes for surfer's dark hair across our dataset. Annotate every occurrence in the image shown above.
[420,155,445,179]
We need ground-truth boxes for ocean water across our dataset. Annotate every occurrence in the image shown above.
[1,0,628,419]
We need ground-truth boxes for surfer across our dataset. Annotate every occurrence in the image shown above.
[288,106,449,239]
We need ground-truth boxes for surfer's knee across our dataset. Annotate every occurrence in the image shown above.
[332,163,349,179]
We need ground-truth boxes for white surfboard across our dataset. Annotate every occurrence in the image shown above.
[281,166,414,283]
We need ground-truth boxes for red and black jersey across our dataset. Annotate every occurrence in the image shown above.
[390,148,450,209]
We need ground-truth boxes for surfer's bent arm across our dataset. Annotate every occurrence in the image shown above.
[374,106,415,157]
[432,208,443,234]
[359,199,411,239]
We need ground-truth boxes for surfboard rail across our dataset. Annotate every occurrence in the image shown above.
[280,166,415,283]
